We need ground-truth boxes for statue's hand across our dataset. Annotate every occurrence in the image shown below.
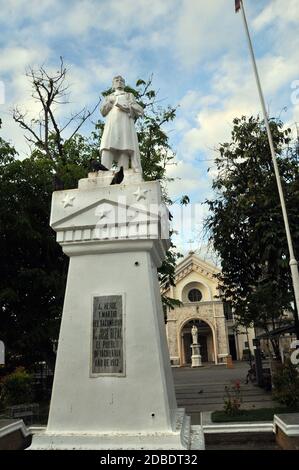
[116,103,130,113]
[108,95,116,105]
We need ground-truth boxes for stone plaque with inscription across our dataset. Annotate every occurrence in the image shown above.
[91,295,124,375]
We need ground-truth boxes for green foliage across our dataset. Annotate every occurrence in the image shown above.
[0,127,103,369]
[272,359,299,407]
[0,367,33,407]
[223,380,242,416]
[0,121,17,166]
[0,155,66,368]
[180,195,190,206]
[205,115,299,352]
[212,406,299,422]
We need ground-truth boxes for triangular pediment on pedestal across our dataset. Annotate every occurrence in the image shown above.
[51,197,165,230]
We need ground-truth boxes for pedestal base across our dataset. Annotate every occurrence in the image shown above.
[30,178,205,450]
[83,168,142,189]
[191,344,202,367]
[30,409,204,450]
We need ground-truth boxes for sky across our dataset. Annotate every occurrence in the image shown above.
[0,0,299,260]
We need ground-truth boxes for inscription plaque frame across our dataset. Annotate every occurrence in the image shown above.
[90,293,126,377]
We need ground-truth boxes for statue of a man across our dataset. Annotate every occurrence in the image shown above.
[191,325,198,345]
[100,76,144,173]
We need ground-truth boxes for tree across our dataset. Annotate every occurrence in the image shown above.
[0,367,34,407]
[205,115,299,358]
[0,129,105,370]
[0,66,187,369]
[272,359,299,407]
[12,57,100,164]
[0,142,64,369]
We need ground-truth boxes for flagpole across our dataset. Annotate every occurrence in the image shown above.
[239,0,299,330]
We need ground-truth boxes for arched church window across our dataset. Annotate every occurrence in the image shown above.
[188,288,202,302]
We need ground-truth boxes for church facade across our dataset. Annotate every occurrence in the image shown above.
[162,252,255,366]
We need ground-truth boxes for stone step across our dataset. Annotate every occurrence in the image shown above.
[175,389,269,396]
[204,431,279,450]
[183,402,277,412]
[175,382,264,386]
[206,443,280,450]
[177,396,273,405]
[175,383,262,389]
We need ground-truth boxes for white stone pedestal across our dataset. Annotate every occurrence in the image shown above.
[29,173,204,450]
[191,344,202,367]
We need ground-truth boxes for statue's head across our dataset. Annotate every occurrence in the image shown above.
[112,75,125,90]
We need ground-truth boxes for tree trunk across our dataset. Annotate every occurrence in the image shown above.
[270,337,281,362]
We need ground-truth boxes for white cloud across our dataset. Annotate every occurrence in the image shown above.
[0,0,58,23]
[170,199,210,255]
[258,55,298,96]
[253,0,299,31]
[179,92,220,112]
[174,0,243,68]
[0,46,46,73]
[177,54,259,157]
[36,0,174,39]
[0,0,298,182]
[166,158,211,200]
[177,37,299,159]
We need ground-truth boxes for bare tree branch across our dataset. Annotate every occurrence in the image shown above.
[12,57,100,161]
[13,107,44,148]
[64,99,101,145]
[60,107,89,133]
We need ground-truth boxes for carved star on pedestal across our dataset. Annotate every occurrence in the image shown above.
[133,187,148,201]
[62,194,75,208]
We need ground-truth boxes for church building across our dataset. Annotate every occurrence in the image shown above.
[162,252,255,366]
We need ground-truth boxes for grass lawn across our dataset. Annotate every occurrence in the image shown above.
[211,407,299,423]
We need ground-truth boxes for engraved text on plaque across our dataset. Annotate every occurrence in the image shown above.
[91,295,124,375]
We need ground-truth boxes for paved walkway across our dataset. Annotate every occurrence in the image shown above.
[172,361,277,423]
